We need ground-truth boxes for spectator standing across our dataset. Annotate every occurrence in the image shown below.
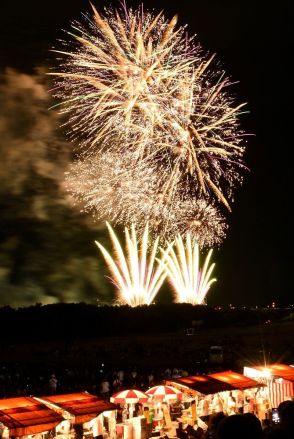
[265,400,294,439]
[117,370,124,385]
[148,372,154,386]
[112,375,121,392]
[49,374,58,394]
[100,378,110,399]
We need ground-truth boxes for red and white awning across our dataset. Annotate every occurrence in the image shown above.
[110,389,149,404]
[146,385,182,401]
[267,381,294,408]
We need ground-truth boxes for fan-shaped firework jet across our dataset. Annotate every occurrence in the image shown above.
[95,222,166,306]
[52,1,246,217]
[161,234,216,304]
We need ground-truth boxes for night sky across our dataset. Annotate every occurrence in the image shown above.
[0,0,292,307]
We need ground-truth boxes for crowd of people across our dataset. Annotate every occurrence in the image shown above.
[150,402,294,439]
[0,363,190,399]
[1,361,293,438]
[172,401,294,438]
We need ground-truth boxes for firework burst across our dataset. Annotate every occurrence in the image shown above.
[65,151,155,226]
[161,233,216,304]
[66,152,227,247]
[95,222,166,306]
[51,2,247,211]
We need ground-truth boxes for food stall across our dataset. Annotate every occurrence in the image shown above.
[35,392,118,439]
[145,385,183,437]
[167,370,263,423]
[0,396,64,439]
[209,371,266,418]
[110,389,150,439]
[244,363,294,409]
[167,374,236,423]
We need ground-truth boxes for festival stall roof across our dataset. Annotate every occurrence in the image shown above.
[208,371,263,390]
[166,375,236,395]
[35,392,118,424]
[168,371,262,395]
[0,396,63,437]
[244,364,294,382]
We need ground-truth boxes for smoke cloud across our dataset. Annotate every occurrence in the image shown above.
[0,69,113,307]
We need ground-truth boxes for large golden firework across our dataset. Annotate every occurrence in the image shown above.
[65,151,227,247]
[51,2,246,211]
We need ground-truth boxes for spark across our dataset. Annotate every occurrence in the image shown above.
[51,2,247,210]
[161,233,216,304]
[95,222,166,306]
[66,152,227,247]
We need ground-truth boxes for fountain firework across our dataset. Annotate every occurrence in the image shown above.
[161,233,216,304]
[95,222,166,306]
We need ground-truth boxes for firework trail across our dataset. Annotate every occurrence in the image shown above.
[66,151,227,247]
[95,222,166,306]
[52,2,247,213]
[161,233,216,304]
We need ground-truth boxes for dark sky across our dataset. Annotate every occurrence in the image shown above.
[0,0,293,306]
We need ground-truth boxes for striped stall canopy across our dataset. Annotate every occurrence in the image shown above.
[266,380,294,408]
[244,364,294,409]
[110,389,149,404]
[146,385,182,401]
